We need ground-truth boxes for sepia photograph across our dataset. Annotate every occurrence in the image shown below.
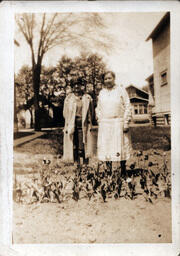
[12,10,173,244]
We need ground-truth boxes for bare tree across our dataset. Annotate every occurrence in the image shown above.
[16,13,112,130]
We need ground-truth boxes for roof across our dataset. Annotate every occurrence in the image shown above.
[146,12,170,41]
[126,84,149,95]
[129,96,149,102]
[145,73,154,82]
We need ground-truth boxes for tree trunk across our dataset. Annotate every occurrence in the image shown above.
[29,108,34,128]
[33,63,41,131]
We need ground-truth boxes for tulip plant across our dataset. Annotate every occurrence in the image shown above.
[13,150,171,205]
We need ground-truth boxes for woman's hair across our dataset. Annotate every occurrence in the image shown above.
[66,85,72,91]
[102,71,116,81]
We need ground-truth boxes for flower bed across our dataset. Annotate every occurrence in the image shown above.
[13,149,171,205]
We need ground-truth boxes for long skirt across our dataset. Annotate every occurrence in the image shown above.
[63,131,74,163]
[97,118,132,161]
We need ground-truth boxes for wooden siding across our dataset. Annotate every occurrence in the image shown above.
[151,113,171,126]
[152,22,170,115]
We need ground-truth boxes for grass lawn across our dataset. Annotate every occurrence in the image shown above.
[14,131,35,140]
[130,126,171,150]
[14,126,171,155]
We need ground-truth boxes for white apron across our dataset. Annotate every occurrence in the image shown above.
[96,84,132,162]
[97,118,131,161]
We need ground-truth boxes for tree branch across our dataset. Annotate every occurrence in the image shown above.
[42,13,77,54]
[37,13,46,58]
[16,14,36,66]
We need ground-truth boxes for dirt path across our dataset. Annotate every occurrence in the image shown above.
[13,195,171,244]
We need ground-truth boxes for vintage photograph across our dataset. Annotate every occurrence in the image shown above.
[13,11,171,244]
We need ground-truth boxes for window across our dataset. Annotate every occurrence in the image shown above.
[144,104,148,114]
[160,70,168,86]
[139,104,143,114]
[134,103,148,115]
[134,104,138,114]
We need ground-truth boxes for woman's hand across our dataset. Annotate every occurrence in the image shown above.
[123,124,129,133]
[64,125,74,135]
[63,128,68,134]
[68,127,74,135]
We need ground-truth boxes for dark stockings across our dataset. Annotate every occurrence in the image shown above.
[105,160,126,177]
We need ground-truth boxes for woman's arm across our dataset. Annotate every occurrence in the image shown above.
[89,96,95,125]
[95,92,102,121]
[121,85,132,130]
[63,96,68,120]
[63,94,73,133]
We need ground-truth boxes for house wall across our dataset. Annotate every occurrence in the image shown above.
[152,22,170,114]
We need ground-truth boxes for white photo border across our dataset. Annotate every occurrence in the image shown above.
[0,1,180,256]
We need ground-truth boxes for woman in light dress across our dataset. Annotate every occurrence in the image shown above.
[96,71,132,176]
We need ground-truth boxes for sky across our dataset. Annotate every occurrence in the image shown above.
[14,12,165,88]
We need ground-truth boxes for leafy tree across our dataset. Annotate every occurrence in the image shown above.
[86,53,106,94]
[40,66,66,107]
[15,65,33,106]
[56,52,106,126]
[15,52,107,128]
[56,52,106,97]
[16,13,111,130]
[56,55,74,86]
[15,65,34,127]
[40,66,56,103]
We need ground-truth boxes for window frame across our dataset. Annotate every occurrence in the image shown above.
[139,104,144,114]
[160,69,168,86]
[144,104,148,114]
[134,104,138,115]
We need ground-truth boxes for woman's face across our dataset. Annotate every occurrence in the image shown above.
[74,84,80,94]
[74,84,84,95]
[104,73,115,89]
[66,86,71,95]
